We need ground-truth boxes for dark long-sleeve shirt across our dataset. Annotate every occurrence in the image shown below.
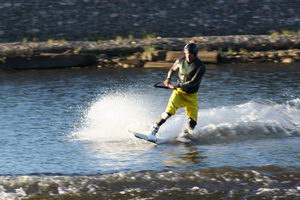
[167,57,206,94]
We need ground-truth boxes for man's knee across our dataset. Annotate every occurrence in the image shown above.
[157,112,172,126]
[161,112,172,120]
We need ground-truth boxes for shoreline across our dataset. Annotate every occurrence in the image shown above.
[0,35,299,69]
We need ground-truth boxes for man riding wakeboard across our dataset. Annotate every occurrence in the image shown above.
[148,40,206,142]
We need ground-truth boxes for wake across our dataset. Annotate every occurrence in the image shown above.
[72,92,300,145]
[195,99,300,144]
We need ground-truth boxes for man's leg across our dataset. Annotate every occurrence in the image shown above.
[183,93,198,135]
[187,117,197,132]
[157,112,172,126]
[148,90,183,140]
[148,112,172,138]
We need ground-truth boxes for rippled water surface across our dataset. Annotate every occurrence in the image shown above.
[0,63,299,199]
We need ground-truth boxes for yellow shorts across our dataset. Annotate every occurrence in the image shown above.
[165,88,199,121]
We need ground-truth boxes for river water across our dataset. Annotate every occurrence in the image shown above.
[0,63,299,199]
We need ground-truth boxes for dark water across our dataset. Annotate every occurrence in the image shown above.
[0,63,299,199]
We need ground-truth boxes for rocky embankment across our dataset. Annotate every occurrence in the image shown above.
[0,35,299,69]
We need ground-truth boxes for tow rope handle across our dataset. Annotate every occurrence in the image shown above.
[153,82,170,89]
[153,82,178,90]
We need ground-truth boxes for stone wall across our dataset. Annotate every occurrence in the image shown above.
[0,0,299,42]
[0,35,299,69]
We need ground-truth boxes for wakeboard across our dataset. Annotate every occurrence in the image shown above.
[129,130,161,144]
[129,130,191,144]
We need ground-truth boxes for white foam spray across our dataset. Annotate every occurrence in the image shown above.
[72,91,155,142]
[72,92,300,144]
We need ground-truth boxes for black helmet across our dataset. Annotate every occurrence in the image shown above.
[184,42,199,54]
